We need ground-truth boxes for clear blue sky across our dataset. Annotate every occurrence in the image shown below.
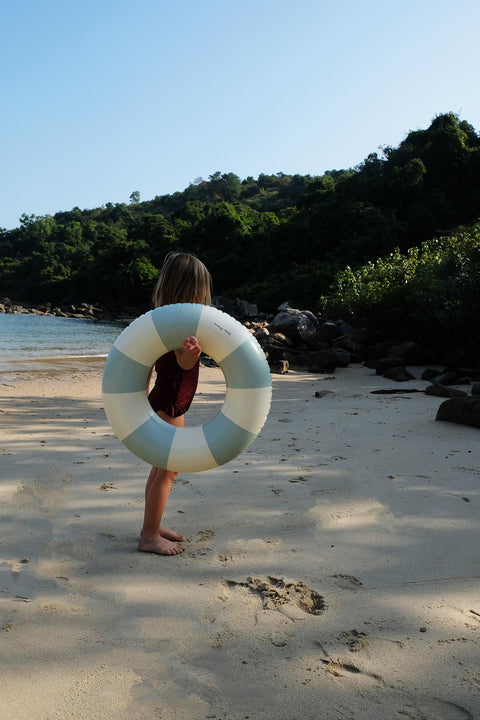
[1,0,479,230]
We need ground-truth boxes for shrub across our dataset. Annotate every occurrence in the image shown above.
[320,221,480,343]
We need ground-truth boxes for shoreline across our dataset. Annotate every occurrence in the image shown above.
[0,297,132,322]
[1,361,479,719]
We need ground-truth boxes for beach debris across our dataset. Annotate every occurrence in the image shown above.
[370,388,422,394]
[315,389,335,398]
[98,482,116,491]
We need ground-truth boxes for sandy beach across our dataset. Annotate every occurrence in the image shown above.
[1,357,479,720]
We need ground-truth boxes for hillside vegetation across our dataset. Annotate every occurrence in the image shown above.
[1,113,480,342]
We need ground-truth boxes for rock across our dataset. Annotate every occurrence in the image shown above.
[315,390,335,398]
[306,349,350,373]
[334,320,357,337]
[269,332,293,347]
[260,333,295,362]
[234,298,258,320]
[366,339,401,361]
[433,369,471,386]
[213,296,259,321]
[332,338,367,362]
[389,341,435,365]
[268,308,321,344]
[253,327,270,343]
[472,383,480,396]
[332,331,368,361]
[425,384,468,398]
[270,360,289,374]
[314,321,342,343]
[375,357,405,374]
[381,367,416,382]
[435,397,480,428]
[422,368,443,382]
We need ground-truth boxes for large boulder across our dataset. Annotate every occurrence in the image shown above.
[435,397,480,428]
[268,308,321,344]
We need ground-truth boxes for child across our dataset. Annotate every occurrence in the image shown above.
[139,251,212,556]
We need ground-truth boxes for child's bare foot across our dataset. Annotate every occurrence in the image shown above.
[138,533,185,555]
[159,526,185,542]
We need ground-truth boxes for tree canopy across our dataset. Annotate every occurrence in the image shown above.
[1,113,480,337]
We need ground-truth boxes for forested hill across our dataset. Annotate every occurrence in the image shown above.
[1,112,480,313]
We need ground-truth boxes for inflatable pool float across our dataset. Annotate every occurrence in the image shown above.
[102,303,272,472]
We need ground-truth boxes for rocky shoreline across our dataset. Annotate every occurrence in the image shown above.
[3,294,480,428]
[214,297,480,429]
[0,297,133,322]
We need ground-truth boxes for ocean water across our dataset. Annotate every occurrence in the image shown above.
[0,312,126,361]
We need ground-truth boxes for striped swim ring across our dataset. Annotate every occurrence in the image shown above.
[102,303,272,472]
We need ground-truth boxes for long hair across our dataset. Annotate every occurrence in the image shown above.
[152,251,212,308]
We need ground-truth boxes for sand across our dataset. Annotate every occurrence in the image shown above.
[0,357,479,720]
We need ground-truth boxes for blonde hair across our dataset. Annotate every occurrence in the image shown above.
[152,251,212,308]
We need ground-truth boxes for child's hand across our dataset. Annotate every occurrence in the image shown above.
[175,336,202,370]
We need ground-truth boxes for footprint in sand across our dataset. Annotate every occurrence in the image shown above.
[227,576,325,615]
[332,574,363,589]
[340,628,369,652]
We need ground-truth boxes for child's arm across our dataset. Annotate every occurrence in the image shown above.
[175,336,202,371]
[146,365,154,392]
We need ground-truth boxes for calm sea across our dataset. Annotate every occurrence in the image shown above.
[0,312,125,362]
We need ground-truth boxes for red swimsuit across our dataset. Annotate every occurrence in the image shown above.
[148,350,199,418]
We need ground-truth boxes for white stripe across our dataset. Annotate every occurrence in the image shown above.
[114,312,168,366]
[197,305,251,362]
[103,391,154,440]
[167,426,218,472]
[222,387,272,434]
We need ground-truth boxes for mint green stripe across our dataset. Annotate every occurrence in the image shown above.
[102,346,150,393]
[220,338,271,389]
[204,413,257,466]
[123,416,176,467]
[151,303,203,349]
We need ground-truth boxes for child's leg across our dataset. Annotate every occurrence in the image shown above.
[144,467,185,542]
[139,411,185,556]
